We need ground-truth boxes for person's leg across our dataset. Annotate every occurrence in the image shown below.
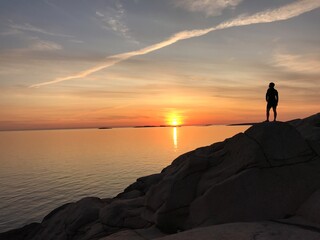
[273,106,277,121]
[266,105,271,122]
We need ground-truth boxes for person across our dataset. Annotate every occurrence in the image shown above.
[266,82,278,122]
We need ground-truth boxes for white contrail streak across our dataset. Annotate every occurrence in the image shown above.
[30,0,320,88]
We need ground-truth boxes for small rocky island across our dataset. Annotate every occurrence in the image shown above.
[1,113,320,240]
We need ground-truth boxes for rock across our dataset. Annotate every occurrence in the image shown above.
[142,117,320,233]
[74,223,106,240]
[99,197,151,229]
[41,197,106,239]
[0,223,42,240]
[98,226,166,240]
[135,226,167,239]
[154,221,320,240]
[289,113,320,141]
[297,188,320,225]
[115,189,143,200]
[143,156,209,232]
[65,199,101,233]
[118,173,165,198]
[0,197,108,240]
[289,113,320,156]
[98,230,145,240]
[245,121,314,166]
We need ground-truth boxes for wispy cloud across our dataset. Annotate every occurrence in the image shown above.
[10,23,73,38]
[215,0,320,28]
[0,38,62,61]
[95,0,138,44]
[273,52,320,75]
[96,11,105,17]
[0,28,22,36]
[30,38,62,51]
[6,21,84,44]
[174,0,242,17]
[30,0,320,88]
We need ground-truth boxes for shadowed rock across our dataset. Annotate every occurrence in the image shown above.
[142,119,320,233]
[1,113,319,240]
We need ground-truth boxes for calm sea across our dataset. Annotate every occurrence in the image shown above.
[0,125,248,232]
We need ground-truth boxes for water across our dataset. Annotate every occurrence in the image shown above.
[0,125,248,232]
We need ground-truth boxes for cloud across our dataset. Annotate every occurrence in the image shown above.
[31,39,62,51]
[173,0,242,17]
[215,0,320,28]
[3,19,82,43]
[273,52,320,75]
[95,1,138,44]
[95,11,105,17]
[10,23,73,38]
[0,29,22,36]
[0,38,62,62]
[30,0,320,88]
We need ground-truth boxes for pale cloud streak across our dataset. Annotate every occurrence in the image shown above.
[273,52,320,75]
[0,29,22,36]
[215,0,320,28]
[31,39,62,51]
[10,23,73,38]
[174,0,242,17]
[30,0,320,88]
[0,38,62,62]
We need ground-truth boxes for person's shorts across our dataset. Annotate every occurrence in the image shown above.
[267,102,277,108]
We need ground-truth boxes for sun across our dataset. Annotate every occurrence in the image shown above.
[166,112,183,126]
[172,119,178,126]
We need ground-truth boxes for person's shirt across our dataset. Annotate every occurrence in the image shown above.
[266,88,278,104]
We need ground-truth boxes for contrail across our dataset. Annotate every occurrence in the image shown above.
[30,0,320,88]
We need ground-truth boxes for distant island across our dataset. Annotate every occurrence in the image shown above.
[228,122,258,126]
[134,125,158,128]
[134,125,182,128]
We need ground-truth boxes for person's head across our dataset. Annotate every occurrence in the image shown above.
[269,82,275,88]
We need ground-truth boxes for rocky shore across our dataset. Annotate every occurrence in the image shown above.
[1,113,320,240]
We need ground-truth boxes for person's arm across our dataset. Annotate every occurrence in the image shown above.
[276,91,279,104]
[266,91,268,102]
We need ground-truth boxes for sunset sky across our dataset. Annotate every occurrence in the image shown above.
[0,0,319,130]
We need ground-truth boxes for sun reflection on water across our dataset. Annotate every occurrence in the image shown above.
[173,127,178,150]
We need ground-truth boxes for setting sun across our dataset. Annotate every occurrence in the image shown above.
[166,112,183,126]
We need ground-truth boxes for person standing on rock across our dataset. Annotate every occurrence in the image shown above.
[266,82,279,122]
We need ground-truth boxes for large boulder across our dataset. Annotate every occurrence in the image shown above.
[0,197,110,240]
[143,118,320,233]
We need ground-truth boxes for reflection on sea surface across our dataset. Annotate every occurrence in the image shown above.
[173,127,178,150]
[0,125,248,232]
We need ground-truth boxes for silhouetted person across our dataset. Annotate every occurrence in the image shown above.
[266,82,278,122]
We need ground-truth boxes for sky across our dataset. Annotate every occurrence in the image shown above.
[0,0,319,130]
